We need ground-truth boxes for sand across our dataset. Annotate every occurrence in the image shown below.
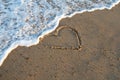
[0,4,120,80]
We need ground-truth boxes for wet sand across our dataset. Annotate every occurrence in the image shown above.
[0,4,120,80]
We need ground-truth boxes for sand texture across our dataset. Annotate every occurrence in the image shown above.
[0,4,120,80]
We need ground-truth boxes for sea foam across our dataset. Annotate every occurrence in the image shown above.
[0,0,120,66]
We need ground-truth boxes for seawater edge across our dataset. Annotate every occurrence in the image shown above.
[0,0,120,66]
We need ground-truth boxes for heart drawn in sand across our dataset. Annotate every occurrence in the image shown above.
[40,26,82,50]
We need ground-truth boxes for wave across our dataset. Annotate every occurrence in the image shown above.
[0,0,120,66]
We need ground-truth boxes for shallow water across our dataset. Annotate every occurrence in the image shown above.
[0,0,120,66]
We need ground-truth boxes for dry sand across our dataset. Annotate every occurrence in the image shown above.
[0,4,120,80]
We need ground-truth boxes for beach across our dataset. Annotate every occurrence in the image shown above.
[0,3,120,80]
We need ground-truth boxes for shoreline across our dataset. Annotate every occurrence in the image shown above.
[0,1,120,66]
[0,2,120,80]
